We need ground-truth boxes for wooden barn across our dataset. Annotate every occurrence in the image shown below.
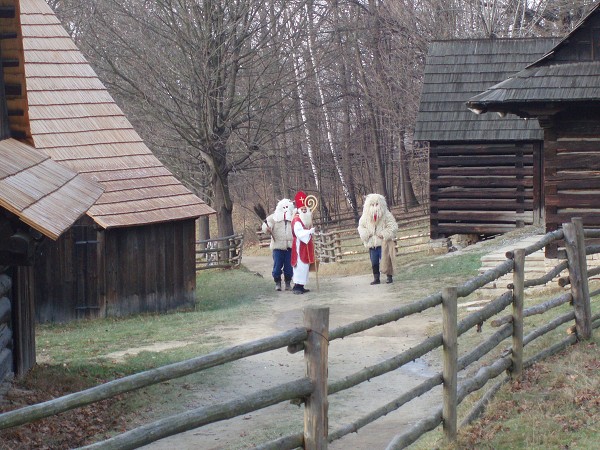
[1,0,215,323]
[467,4,600,256]
[0,138,102,383]
[414,38,559,239]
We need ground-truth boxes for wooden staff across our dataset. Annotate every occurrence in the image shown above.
[305,195,320,291]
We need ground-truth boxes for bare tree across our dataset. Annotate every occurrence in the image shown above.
[66,0,308,238]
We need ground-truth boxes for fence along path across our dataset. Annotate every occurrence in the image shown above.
[0,219,599,449]
[257,207,449,262]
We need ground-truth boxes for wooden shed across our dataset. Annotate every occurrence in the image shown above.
[0,138,102,383]
[467,4,600,256]
[414,38,559,239]
[1,0,215,323]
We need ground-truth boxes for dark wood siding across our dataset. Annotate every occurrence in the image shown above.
[35,219,196,322]
[430,143,541,238]
[101,220,196,318]
[545,140,600,232]
[13,266,35,376]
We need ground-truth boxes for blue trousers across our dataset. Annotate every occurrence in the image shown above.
[369,246,382,267]
[272,248,293,281]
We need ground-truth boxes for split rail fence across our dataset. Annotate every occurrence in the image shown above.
[195,233,244,270]
[0,218,599,449]
[257,208,447,262]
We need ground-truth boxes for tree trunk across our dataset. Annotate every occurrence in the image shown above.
[399,130,419,209]
[211,148,235,239]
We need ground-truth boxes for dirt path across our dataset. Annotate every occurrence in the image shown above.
[142,255,443,450]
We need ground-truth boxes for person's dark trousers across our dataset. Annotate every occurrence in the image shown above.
[369,246,382,285]
[273,248,293,290]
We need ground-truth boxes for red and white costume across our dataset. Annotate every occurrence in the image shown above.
[291,191,315,287]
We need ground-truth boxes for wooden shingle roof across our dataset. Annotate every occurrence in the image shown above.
[467,4,600,113]
[16,0,214,229]
[0,138,103,239]
[414,38,559,142]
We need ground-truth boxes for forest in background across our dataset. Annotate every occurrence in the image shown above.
[47,0,596,238]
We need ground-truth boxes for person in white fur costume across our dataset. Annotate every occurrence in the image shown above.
[357,193,398,284]
[262,198,295,291]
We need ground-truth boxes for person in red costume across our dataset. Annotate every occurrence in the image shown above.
[291,191,316,295]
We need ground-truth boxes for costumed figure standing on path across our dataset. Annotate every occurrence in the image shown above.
[261,198,295,291]
[291,191,316,295]
[357,193,398,285]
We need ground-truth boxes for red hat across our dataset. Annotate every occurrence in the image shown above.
[294,191,307,208]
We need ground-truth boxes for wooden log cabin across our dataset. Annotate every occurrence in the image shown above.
[0,138,102,382]
[467,3,600,256]
[414,38,559,239]
[1,0,215,323]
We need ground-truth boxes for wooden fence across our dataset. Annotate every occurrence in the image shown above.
[195,234,244,270]
[257,208,447,261]
[1,218,599,449]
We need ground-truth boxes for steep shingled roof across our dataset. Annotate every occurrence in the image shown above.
[16,0,214,229]
[467,4,600,113]
[415,38,559,142]
[0,138,103,239]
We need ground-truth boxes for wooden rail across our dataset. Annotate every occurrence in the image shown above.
[195,233,244,270]
[256,209,446,261]
[1,218,598,449]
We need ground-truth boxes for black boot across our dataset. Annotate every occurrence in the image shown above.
[274,277,282,291]
[386,275,393,284]
[284,277,292,291]
[370,264,380,285]
[293,284,310,294]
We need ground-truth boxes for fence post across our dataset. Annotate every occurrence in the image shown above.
[442,287,458,442]
[511,249,525,379]
[563,218,592,340]
[304,307,329,449]
[335,233,342,262]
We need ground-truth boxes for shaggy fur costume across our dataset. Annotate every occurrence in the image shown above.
[262,198,294,250]
[357,194,398,277]
[262,198,295,289]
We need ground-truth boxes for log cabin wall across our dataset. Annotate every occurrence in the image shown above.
[0,269,13,383]
[430,142,542,238]
[544,109,600,235]
[415,38,559,240]
[35,219,197,323]
[0,229,36,381]
[12,266,34,376]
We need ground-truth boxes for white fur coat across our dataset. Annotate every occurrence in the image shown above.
[357,194,398,248]
[262,199,294,250]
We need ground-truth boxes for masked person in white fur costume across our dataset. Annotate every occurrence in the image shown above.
[262,198,295,291]
[357,193,398,285]
[291,191,316,295]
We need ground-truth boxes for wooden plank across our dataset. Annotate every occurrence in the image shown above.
[431,199,534,210]
[432,167,533,177]
[511,250,525,379]
[431,144,534,156]
[442,287,458,441]
[432,211,533,222]
[546,193,600,208]
[303,307,329,449]
[430,155,533,166]
[545,153,600,170]
[431,188,533,200]
[431,177,533,188]
[564,219,592,340]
